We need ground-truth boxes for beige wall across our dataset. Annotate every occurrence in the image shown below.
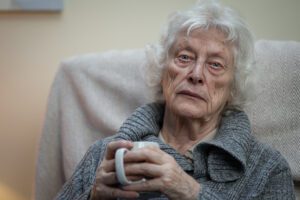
[0,0,299,199]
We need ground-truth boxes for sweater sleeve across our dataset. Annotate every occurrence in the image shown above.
[54,140,104,200]
[258,160,296,200]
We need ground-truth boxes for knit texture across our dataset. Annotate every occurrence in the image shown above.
[55,103,295,200]
[245,40,300,181]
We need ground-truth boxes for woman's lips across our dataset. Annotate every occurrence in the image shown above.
[177,90,206,100]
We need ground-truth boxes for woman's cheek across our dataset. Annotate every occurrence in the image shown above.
[161,65,181,101]
[208,78,232,109]
[164,65,179,87]
[169,63,190,84]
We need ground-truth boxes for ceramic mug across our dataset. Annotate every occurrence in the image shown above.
[115,141,159,186]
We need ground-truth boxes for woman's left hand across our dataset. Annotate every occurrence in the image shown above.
[121,146,201,200]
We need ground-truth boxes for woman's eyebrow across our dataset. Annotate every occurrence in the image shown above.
[173,45,195,54]
[208,51,226,58]
[207,51,231,64]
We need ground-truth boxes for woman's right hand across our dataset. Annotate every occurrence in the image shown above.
[90,140,139,199]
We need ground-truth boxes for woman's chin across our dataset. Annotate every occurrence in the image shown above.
[172,103,207,119]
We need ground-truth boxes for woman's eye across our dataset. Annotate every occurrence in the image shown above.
[208,62,223,69]
[207,61,227,75]
[177,54,193,63]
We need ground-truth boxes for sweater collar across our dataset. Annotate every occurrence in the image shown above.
[196,111,253,182]
[116,103,253,182]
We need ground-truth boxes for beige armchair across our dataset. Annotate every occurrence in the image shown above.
[35,40,300,199]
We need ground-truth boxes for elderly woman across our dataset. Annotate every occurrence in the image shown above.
[56,1,295,200]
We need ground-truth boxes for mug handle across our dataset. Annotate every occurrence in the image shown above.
[115,148,146,185]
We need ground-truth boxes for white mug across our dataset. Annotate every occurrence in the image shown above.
[115,141,159,186]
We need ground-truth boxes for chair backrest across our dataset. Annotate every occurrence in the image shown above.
[245,40,300,177]
[35,40,300,200]
[245,40,300,198]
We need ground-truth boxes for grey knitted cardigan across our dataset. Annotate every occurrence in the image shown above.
[55,103,295,200]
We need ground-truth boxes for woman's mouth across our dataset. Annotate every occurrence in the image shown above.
[177,90,205,100]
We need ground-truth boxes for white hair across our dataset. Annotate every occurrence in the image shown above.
[143,0,256,112]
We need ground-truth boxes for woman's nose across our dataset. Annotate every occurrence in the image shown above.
[188,62,204,84]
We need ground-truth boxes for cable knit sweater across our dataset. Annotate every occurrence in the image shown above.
[55,103,295,200]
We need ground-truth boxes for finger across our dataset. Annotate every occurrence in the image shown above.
[98,171,119,185]
[95,159,117,185]
[124,148,171,164]
[97,158,115,173]
[122,178,162,192]
[125,175,146,182]
[124,163,162,178]
[105,140,133,160]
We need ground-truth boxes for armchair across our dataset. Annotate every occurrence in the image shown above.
[35,40,300,199]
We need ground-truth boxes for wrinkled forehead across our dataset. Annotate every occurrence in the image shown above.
[173,27,233,49]
[170,28,235,59]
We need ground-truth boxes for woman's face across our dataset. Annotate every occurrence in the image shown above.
[161,28,234,120]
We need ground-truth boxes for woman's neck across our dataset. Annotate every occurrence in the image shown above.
[161,108,220,154]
